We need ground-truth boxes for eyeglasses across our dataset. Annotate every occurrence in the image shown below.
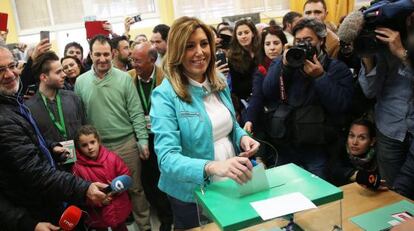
[0,62,17,76]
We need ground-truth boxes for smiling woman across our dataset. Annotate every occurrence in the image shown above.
[150,16,260,230]
[61,56,85,91]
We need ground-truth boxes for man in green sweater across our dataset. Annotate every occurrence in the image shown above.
[75,35,151,231]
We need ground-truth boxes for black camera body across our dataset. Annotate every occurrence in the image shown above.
[285,41,316,68]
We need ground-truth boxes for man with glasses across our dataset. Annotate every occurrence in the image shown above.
[0,46,107,230]
[262,18,353,178]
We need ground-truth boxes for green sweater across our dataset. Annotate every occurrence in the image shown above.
[75,67,148,147]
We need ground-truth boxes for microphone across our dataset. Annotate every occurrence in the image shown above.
[103,175,132,194]
[59,205,82,231]
[337,10,365,44]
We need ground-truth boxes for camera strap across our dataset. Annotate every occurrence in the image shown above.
[279,74,287,103]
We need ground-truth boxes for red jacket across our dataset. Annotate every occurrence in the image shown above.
[72,145,132,228]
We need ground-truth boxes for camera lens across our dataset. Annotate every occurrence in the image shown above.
[286,48,306,68]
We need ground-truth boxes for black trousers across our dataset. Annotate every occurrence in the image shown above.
[141,133,173,225]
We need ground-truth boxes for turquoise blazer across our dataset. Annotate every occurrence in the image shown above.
[150,78,247,202]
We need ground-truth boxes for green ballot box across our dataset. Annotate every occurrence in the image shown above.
[194,163,343,230]
[350,200,414,231]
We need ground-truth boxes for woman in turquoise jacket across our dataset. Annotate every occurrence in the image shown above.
[150,16,260,230]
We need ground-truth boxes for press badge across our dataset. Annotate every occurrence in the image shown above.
[60,140,77,164]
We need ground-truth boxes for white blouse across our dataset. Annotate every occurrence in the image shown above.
[188,78,236,181]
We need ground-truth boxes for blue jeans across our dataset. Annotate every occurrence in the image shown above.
[376,129,410,187]
[275,144,328,179]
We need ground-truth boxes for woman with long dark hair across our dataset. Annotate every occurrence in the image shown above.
[227,18,261,123]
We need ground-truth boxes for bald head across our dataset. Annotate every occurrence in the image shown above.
[0,46,20,96]
[131,42,158,79]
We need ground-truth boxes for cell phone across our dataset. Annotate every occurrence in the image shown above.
[132,15,142,23]
[216,52,227,66]
[25,84,37,96]
[40,31,50,41]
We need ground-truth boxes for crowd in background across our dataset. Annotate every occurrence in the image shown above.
[1,0,414,230]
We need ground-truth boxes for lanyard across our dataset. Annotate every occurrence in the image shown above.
[137,77,155,114]
[40,91,67,139]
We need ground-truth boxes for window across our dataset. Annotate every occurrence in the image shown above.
[14,0,157,33]
[173,0,289,24]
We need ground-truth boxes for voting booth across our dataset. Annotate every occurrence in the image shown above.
[194,163,343,230]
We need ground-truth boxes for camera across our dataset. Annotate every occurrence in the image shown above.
[133,15,142,23]
[355,0,414,55]
[285,41,316,68]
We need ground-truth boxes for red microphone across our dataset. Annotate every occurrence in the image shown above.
[59,205,82,231]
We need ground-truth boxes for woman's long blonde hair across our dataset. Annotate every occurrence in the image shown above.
[165,16,226,103]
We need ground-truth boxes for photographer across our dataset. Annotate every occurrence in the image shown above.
[358,25,414,188]
[262,18,353,178]
[391,12,414,200]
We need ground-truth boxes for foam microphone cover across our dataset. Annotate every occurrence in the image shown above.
[59,205,82,231]
[110,175,132,193]
[338,10,365,44]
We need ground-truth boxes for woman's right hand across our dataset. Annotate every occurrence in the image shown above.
[205,157,253,184]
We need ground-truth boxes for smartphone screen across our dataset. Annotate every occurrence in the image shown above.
[40,31,50,41]
[25,84,37,96]
[216,52,227,66]
[133,15,142,23]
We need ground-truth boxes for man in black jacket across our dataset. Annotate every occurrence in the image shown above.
[0,46,107,230]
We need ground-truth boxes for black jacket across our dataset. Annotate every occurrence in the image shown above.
[0,94,90,231]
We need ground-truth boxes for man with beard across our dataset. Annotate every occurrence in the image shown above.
[26,51,85,170]
[150,24,169,67]
[111,36,131,71]
[75,35,151,231]
[262,18,353,179]
[0,46,107,230]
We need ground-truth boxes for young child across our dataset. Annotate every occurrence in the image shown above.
[72,125,132,231]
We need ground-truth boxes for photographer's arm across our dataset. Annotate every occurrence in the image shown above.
[313,60,354,113]
[262,58,283,101]
[375,28,408,64]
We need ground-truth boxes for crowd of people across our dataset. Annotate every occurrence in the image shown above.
[1,0,414,230]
